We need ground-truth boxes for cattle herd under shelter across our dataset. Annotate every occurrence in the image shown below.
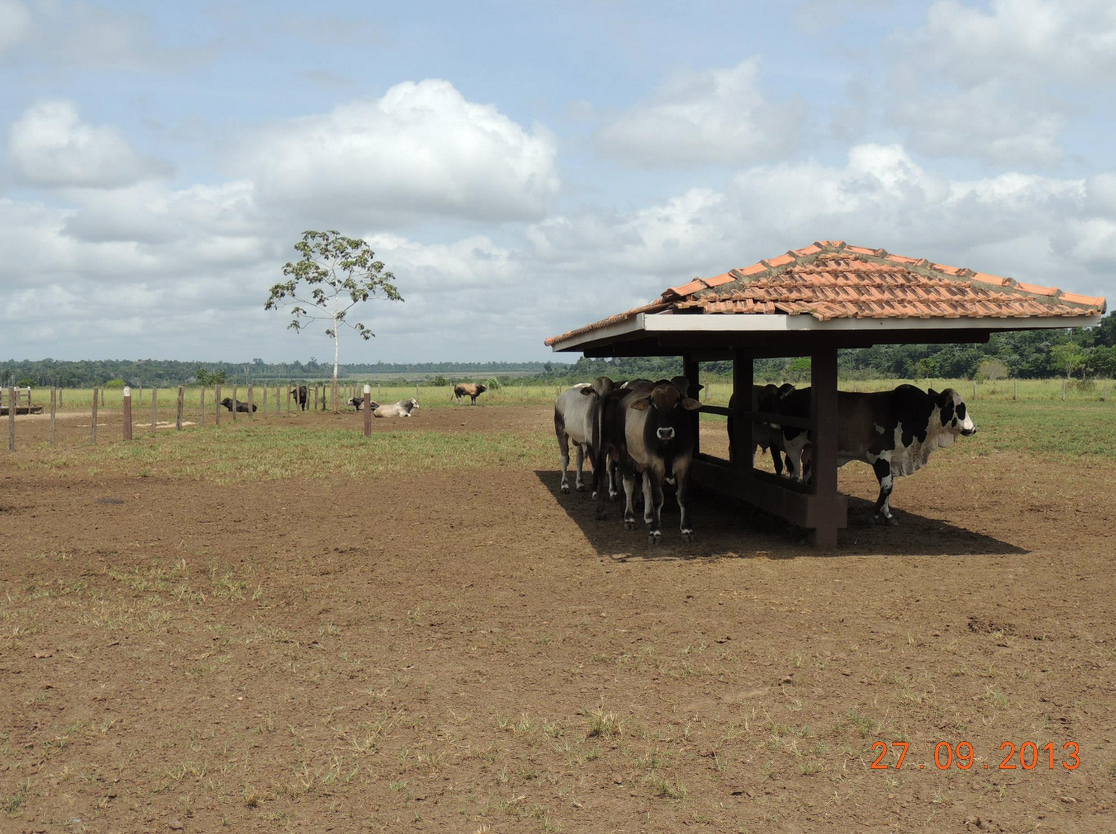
[546,241,1107,547]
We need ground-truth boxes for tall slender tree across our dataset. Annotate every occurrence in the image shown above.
[266,230,402,412]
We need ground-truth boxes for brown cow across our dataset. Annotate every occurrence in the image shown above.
[452,382,488,405]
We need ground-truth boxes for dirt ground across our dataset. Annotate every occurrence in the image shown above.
[2,405,1115,833]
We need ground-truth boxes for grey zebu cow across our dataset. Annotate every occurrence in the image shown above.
[373,398,419,418]
[453,382,487,405]
[777,384,976,524]
[349,397,380,411]
[727,383,796,474]
[553,377,616,496]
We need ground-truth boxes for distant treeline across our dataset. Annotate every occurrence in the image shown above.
[3,314,1113,387]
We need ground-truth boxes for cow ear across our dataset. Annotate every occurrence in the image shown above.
[681,397,702,411]
[629,397,651,411]
[580,386,595,395]
[927,388,940,399]
[693,384,705,393]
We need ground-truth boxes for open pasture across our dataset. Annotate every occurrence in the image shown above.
[2,398,1115,832]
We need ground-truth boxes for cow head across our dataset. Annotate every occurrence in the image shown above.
[932,388,977,438]
[630,382,701,443]
[669,375,704,400]
[579,376,616,399]
[475,384,487,395]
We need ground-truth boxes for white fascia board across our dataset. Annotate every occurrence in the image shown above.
[548,313,645,351]
[642,313,1103,333]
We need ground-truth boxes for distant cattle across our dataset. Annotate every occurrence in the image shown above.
[373,398,419,418]
[597,379,700,543]
[453,383,487,405]
[553,377,616,496]
[349,397,380,412]
[777,384,977,525]
[727,383,796,475]
[290,385,309,411]
[220,397,256,413]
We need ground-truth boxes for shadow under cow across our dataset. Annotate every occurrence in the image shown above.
[533,470,1026,561]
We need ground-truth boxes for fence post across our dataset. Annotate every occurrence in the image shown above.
[92,388,99,444]
[286,384,291,415]
[972,380,977,400]
[232,384,238,421]
[177,386,184,430]
[415,384,420,401]
[262,385,266,410]
[377,381,381,398]
[1062,378,1067,401]
[151,387,158,434]
[59,387,63,407]
[100,388,105,407]
[199,386,205,427]
[123,387,132,441]
[248,384,254,417]
[215,384,222,425]
[7,387,14,452]
[50,386,56,446]
[276,385,280,416]
[364,385,372,436]
[1013,379,1017,401]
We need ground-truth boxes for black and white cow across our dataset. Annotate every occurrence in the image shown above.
[553,377,616,496]
[777,384,977,525]
[600,380,701,543]
[219,397,257,413]
[290,385,309,411]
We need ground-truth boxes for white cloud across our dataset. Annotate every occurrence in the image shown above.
[595,58,804,167]
[237,79,560,226]
[0,0,30,52]
[7,101,173,188]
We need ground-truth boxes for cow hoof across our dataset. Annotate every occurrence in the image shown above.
[575,483,586,493]
[623,519,637,531]
[874,514,899,527]
[609,491,620,501]
[647,531,661,545]
[560,483,570,494]
[681,530,694,544]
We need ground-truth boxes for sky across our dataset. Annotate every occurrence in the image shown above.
[1,0,1114,365]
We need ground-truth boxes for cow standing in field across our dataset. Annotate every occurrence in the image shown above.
[373,398,419,418]
[597,380,701,543]
[220,397,257,413]
[553,377,616,497]
[290,385,309,411]
[777,384,977,525]
[727,383,796,474]
[453,383,487,405]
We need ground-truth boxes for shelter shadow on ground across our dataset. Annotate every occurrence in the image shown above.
[534,469,1026,560]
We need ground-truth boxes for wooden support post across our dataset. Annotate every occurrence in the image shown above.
[123,387,133,441]
[176,386,184,430]
[7,387,14,452]
[215,385,222,425]
[809,347,840,548]
[232,384,238,421]
[363,385,372,437]
[150,387,158,433]
[199,386,205,427]
[683,355,700,456]
[92,389,99,444]
[731,348,754,469]
[50,387,57,446]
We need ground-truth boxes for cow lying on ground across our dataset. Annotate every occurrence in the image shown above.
[727,383,796,474]
[220,397,257,413]
[596,379,701,543]
[373,398,419,418]
[349,397,381,412]
[553,377,616,496]
[290,385,308,411]
[453,383,487,405]
[777,384,977,525]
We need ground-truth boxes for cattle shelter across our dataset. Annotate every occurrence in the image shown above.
[545,240,1107,547]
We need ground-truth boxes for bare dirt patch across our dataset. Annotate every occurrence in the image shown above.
[2,405,1115,832]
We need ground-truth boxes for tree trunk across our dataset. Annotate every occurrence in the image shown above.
[332,303,340,414]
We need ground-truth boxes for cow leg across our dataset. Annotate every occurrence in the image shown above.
[642,472,654,526]
[770,445,783,476]
[574,443,586,492]
[556,416,572,494]
[607,458,620,501]
[872,458,898,526]
[676,469,694,543]
[622,472,638,530]
[646,472,664,545]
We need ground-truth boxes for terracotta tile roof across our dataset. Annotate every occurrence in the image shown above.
[545,240,1107,346]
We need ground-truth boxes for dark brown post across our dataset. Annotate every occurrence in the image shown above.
[248,384,254,417]
[7,387,14,452]
[58,387,63,407]
[176,386,184,430]
[199,386,205,427]
[231,384,238,421]
[123,386,133,441]
[809,347,839,548]
[683,355,700,456]
[91,388,99,444]
[363,384,372,437]
[731,348,753,469]
[50,386,57,446]
[215,385,222,425]
[150,387,158,434]
[100,388,105,407]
